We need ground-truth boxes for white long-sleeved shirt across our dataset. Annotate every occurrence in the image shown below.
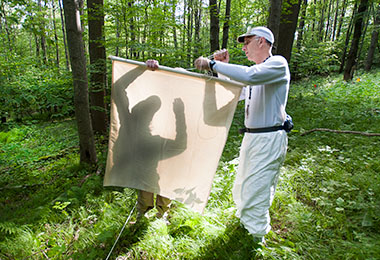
[213,56,290,129]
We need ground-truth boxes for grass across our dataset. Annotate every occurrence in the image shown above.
[0,70,379,259]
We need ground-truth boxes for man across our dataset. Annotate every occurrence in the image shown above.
[195,26,290,243]
[134,59,173,221]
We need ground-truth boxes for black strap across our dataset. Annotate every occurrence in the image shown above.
[239,125,284,134]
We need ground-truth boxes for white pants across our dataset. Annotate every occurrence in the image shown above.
[233,130,287,236]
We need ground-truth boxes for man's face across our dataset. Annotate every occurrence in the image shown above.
[242,36,260,62]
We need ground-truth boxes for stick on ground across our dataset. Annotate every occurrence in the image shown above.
[301,128,380,137]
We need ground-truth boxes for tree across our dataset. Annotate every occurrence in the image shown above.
[343,0,369,81]
[87,0,107,134]
[267,0,283,51]
[332,0,340,40]
[37,0,47,65]
[318,0,327,41]
[324,0,333,41]
[296,0,307,49]
[336,0,348,39]
[365,3,380,71]
[209,0,219,53]
[277,0,301,62]
[0,0,12,52]
[62,0,97,164]
[58,0,70,70]
[52,0,60,69]
[221,0,231,49]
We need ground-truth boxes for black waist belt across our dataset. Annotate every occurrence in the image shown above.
[239,125,284,134]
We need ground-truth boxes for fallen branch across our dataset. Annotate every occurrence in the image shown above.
[301,128,380,136]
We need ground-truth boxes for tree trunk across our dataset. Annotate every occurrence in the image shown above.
[277,0,301,63]
[87,0,107,134]
[194,0,202,58]
[115,17,120,56]
[128,0,137,58]
[343,0,369,81]
[209,0,219,53]
[339,5,355,73]
[324,0,333,41]
[62,0,97,165]
[187,0,193,65]
[38,0,48,65]
[336,0,347,39]
[221,0,231,49]
[296,0,307,49]
[318,0,327,41]
[52,0,60,69]
[358,4,371,62]
[332,0,340,40]
[365,4,380,71]
[172,0,178,49]
[267,0,283,52]
[59,0,70,70]
[0,1,12,52]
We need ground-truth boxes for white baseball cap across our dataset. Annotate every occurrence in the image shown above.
[237,26,274,44]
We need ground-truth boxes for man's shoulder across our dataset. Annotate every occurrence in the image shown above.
[269,55,288,64]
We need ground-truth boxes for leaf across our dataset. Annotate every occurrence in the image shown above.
[362,212,373,227]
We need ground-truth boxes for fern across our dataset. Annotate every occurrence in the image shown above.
[0,222,23,235]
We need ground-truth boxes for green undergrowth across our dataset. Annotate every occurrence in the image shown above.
[0,70,380,259]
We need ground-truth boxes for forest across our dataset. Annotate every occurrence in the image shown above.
[0,0,380,259]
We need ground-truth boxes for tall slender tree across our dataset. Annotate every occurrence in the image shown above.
[344,0,369,81]
[0,0,12,52]
[318,0,327,41]
[38,0,47,64]
[87,0,107,134]
[221,0,231,49]
[365,3,380,71]
[332,0,340,40]
[277,0,301,62]
[58,0,70,70]
[52,0,60,69]
[209,0,219,53]
[336,0,347,39]
[268,0,283,51]
[63,0,97,164]
[324,0,333,41]
[339,4,356,73]
[296,0,307,49]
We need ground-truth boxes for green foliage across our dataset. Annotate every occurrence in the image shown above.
[291,40,341,79]
[0,56,74,121]
[1,70,380,259]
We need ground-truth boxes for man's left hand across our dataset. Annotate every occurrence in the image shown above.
[194,57,211,71]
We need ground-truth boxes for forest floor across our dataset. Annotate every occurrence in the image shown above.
[1,70,380,259]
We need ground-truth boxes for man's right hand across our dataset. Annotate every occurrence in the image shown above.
[146,59,159,71]
[213,49,229,63]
